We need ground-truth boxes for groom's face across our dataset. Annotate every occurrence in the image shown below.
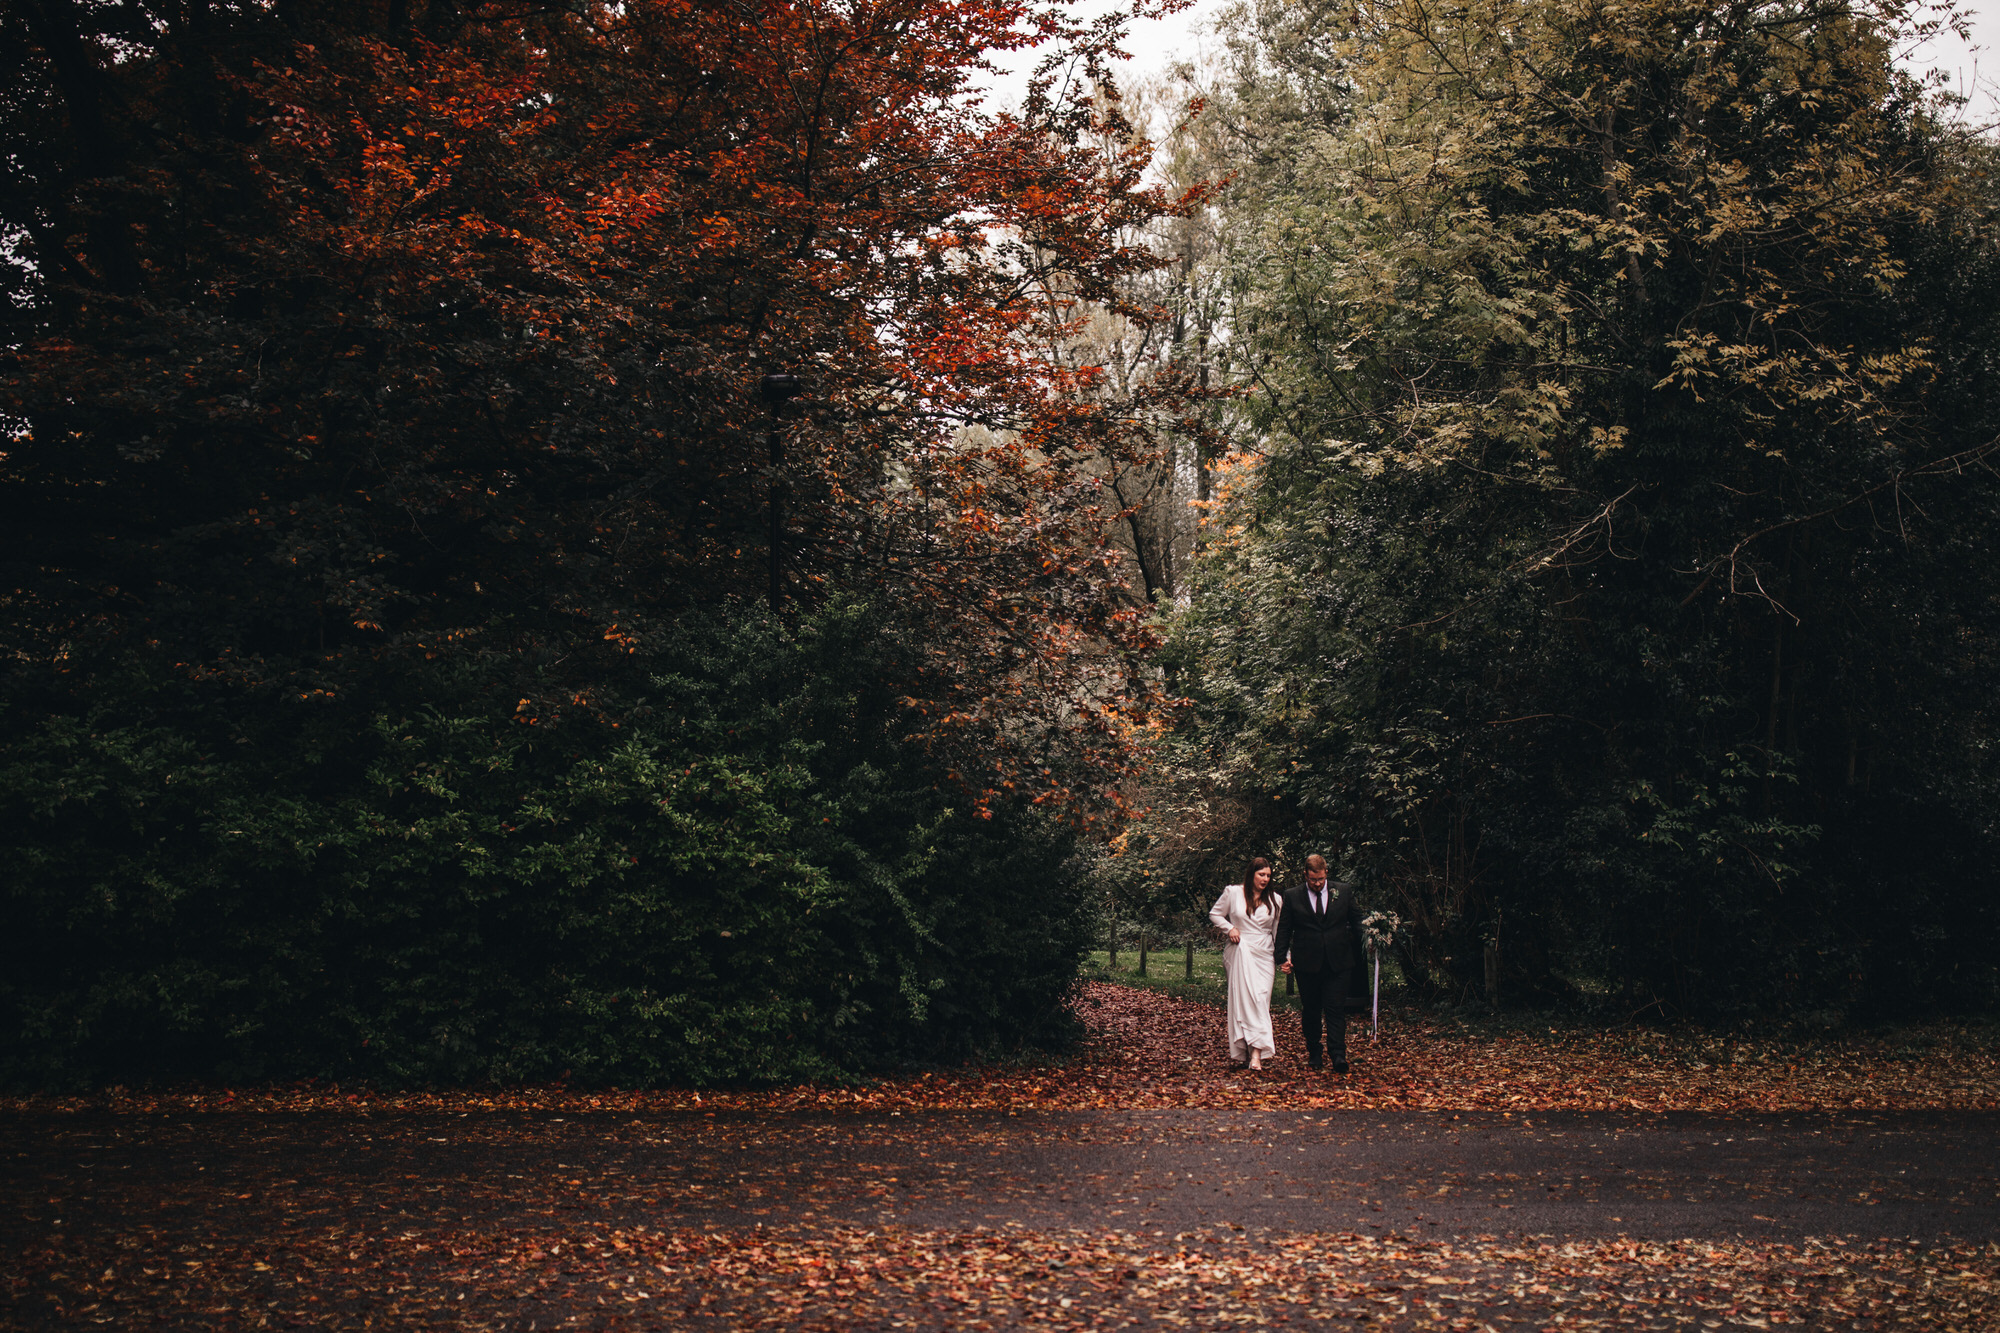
[1306,866,1328,889]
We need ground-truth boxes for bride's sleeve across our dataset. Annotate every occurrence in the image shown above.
[1208,886,1238,932]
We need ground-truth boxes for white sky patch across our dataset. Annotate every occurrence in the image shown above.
[1904,1,2000,130]
[973,0,1228,117]
[977,0,1998,131]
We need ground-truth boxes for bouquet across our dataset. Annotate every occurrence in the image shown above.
[1361,910,1401,955]
[1359,910,1401,1040]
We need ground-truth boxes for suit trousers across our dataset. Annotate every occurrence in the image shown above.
[1295,967,1351,1065]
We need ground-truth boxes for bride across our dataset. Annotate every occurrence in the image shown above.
[1208,856,1280,1071]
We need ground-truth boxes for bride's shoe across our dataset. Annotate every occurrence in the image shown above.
[1247,1054,1263,1072]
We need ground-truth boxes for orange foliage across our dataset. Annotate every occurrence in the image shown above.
[4,0,1218,810]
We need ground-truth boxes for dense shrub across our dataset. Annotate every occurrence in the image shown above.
[0,603,1093,1090]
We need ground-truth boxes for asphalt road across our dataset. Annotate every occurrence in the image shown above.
[8,1108,1998,1244]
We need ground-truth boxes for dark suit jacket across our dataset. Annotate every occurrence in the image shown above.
[1274,879,1367,976]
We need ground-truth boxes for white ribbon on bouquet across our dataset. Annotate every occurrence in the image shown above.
[1359,910,1402,1043]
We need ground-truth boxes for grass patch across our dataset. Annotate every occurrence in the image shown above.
[1084,947,1308,1013]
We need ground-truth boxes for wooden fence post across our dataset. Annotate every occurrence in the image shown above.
[1184,941,1194,980]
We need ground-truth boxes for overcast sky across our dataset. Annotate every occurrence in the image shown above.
[980,0,2000,133]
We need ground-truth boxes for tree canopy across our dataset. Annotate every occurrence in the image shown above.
[2,0,1215,803]
[0,0,1205,1085]
[1132,0,2000,1017]
[6,0,1999,1089]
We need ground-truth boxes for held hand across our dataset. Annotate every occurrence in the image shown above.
[1281,959,1293,974]
[1228,927,1241,944]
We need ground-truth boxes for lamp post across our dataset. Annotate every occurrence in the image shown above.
[760,373,803,614]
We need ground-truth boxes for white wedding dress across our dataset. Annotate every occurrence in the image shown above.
[1209,883,1278,1063]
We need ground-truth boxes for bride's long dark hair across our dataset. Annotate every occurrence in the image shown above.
[1241,855,1273,915]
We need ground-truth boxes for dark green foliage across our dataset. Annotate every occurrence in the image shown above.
[0,603,1092,1089]
[1150,0,2000,1019]
[0,0,1168,1091]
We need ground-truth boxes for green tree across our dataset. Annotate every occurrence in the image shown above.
[1164,0,2000,1015]
[1,602,1097,1088]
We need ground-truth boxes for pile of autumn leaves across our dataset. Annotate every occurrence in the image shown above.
[14,983,1998,1116]
[39,1221,1995,1332]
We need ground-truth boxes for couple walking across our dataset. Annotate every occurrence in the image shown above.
[1207,852,1364,1074]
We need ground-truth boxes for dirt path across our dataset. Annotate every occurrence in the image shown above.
[18,985,1993,1118]
[6,986,2000,1330]
[7,1108,2000,1330]
[11,1108,2000,1241]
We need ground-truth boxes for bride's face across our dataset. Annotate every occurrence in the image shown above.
[1252,867,1271,891]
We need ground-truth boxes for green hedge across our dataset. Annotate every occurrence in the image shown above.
[0,604,1092,1089]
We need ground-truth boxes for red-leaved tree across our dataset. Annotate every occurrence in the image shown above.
[3,0,1212,811]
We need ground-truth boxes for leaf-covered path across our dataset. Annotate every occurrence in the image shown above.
[7,986,2000,1330]
[21,985,1994,1119]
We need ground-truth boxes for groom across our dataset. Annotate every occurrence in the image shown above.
[1275,852,1365,1073]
